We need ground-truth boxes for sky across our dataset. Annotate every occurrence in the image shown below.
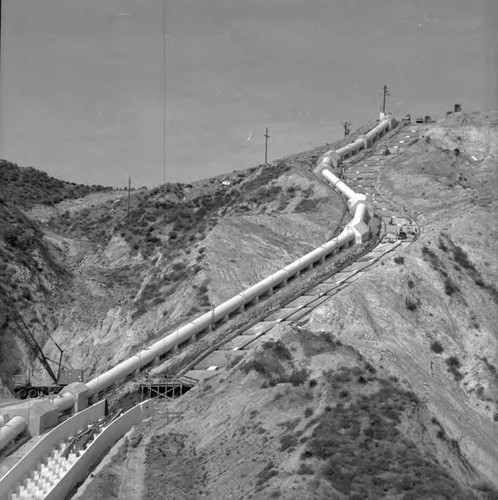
[0,0,496,188]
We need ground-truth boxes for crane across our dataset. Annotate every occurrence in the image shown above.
[7,310,83,399]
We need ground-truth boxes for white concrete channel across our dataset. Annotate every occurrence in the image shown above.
[0,115,399,499]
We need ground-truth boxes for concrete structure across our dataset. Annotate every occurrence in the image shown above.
[0,401,106,499]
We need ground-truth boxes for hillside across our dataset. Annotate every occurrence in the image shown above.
[1,112,498,498]
[0,139,346,392]
[73,111,498,499]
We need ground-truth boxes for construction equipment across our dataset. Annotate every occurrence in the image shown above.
[11,313,83,399]
[396,228,407,240]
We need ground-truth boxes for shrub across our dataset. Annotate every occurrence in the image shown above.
[304,407,313,418]
[393,256,405,264]
[405,297,419,311]
[430,341,444,354]
[364,363,376,374]
[445,356,464,381]
[299,330,342,356]
[263,340,292,361]
[288,368,309,386]
[438,238,449,252]
[474,277,485,287]
[280,433,298,451]
[255,461,278,488]
[444,278,459,296]
[294,198,321,213]
[451,245,474,270]
[241,358,274,378]
[297,463,314,475]
[445,356,461,369]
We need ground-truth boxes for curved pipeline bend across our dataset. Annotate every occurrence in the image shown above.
[81,118,395,397]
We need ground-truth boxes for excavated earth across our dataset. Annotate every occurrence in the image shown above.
[1,112,498,498]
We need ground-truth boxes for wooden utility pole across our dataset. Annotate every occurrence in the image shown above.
[127,177,131,224]
[381,84,390,114]
[161,0,167,186]
[342,122,352,138]
[264,127,270,165]
[0,0,2,122]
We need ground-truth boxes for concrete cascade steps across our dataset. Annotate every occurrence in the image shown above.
[9,414,113,500]
[11,445,78,499]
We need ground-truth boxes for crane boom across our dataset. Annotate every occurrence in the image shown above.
[13,315,59,384]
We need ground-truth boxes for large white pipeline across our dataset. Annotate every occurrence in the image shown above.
[0,416,27,452]
[85,228,355,397]
[0,115,396,451]
[83,118,397,397]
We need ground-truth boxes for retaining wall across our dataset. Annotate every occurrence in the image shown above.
[0,400,106,499]
[45,400,154,500]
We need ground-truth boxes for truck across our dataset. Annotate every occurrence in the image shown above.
[13,366,84,399]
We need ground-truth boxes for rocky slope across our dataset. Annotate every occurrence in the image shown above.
[2,112,497,497]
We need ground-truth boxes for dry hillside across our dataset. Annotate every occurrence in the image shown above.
[0,136,348,392]
[74,111,498,499]
[1,112,497,498]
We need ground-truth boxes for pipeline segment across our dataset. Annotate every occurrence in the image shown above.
[81,118,396,398]
[0,115,395,450]
[0,416,27,452]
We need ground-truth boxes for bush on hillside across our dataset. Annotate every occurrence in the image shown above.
[430,341,444,354]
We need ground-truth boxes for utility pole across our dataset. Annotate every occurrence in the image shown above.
[264,127,270,165]
[127,177,131,225]
[381,84,390,115]
[0,0,2,124]
[342,122,352,138]
[161,0,167,186]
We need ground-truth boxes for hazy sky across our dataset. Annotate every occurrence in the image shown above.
[0,1,496,187]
